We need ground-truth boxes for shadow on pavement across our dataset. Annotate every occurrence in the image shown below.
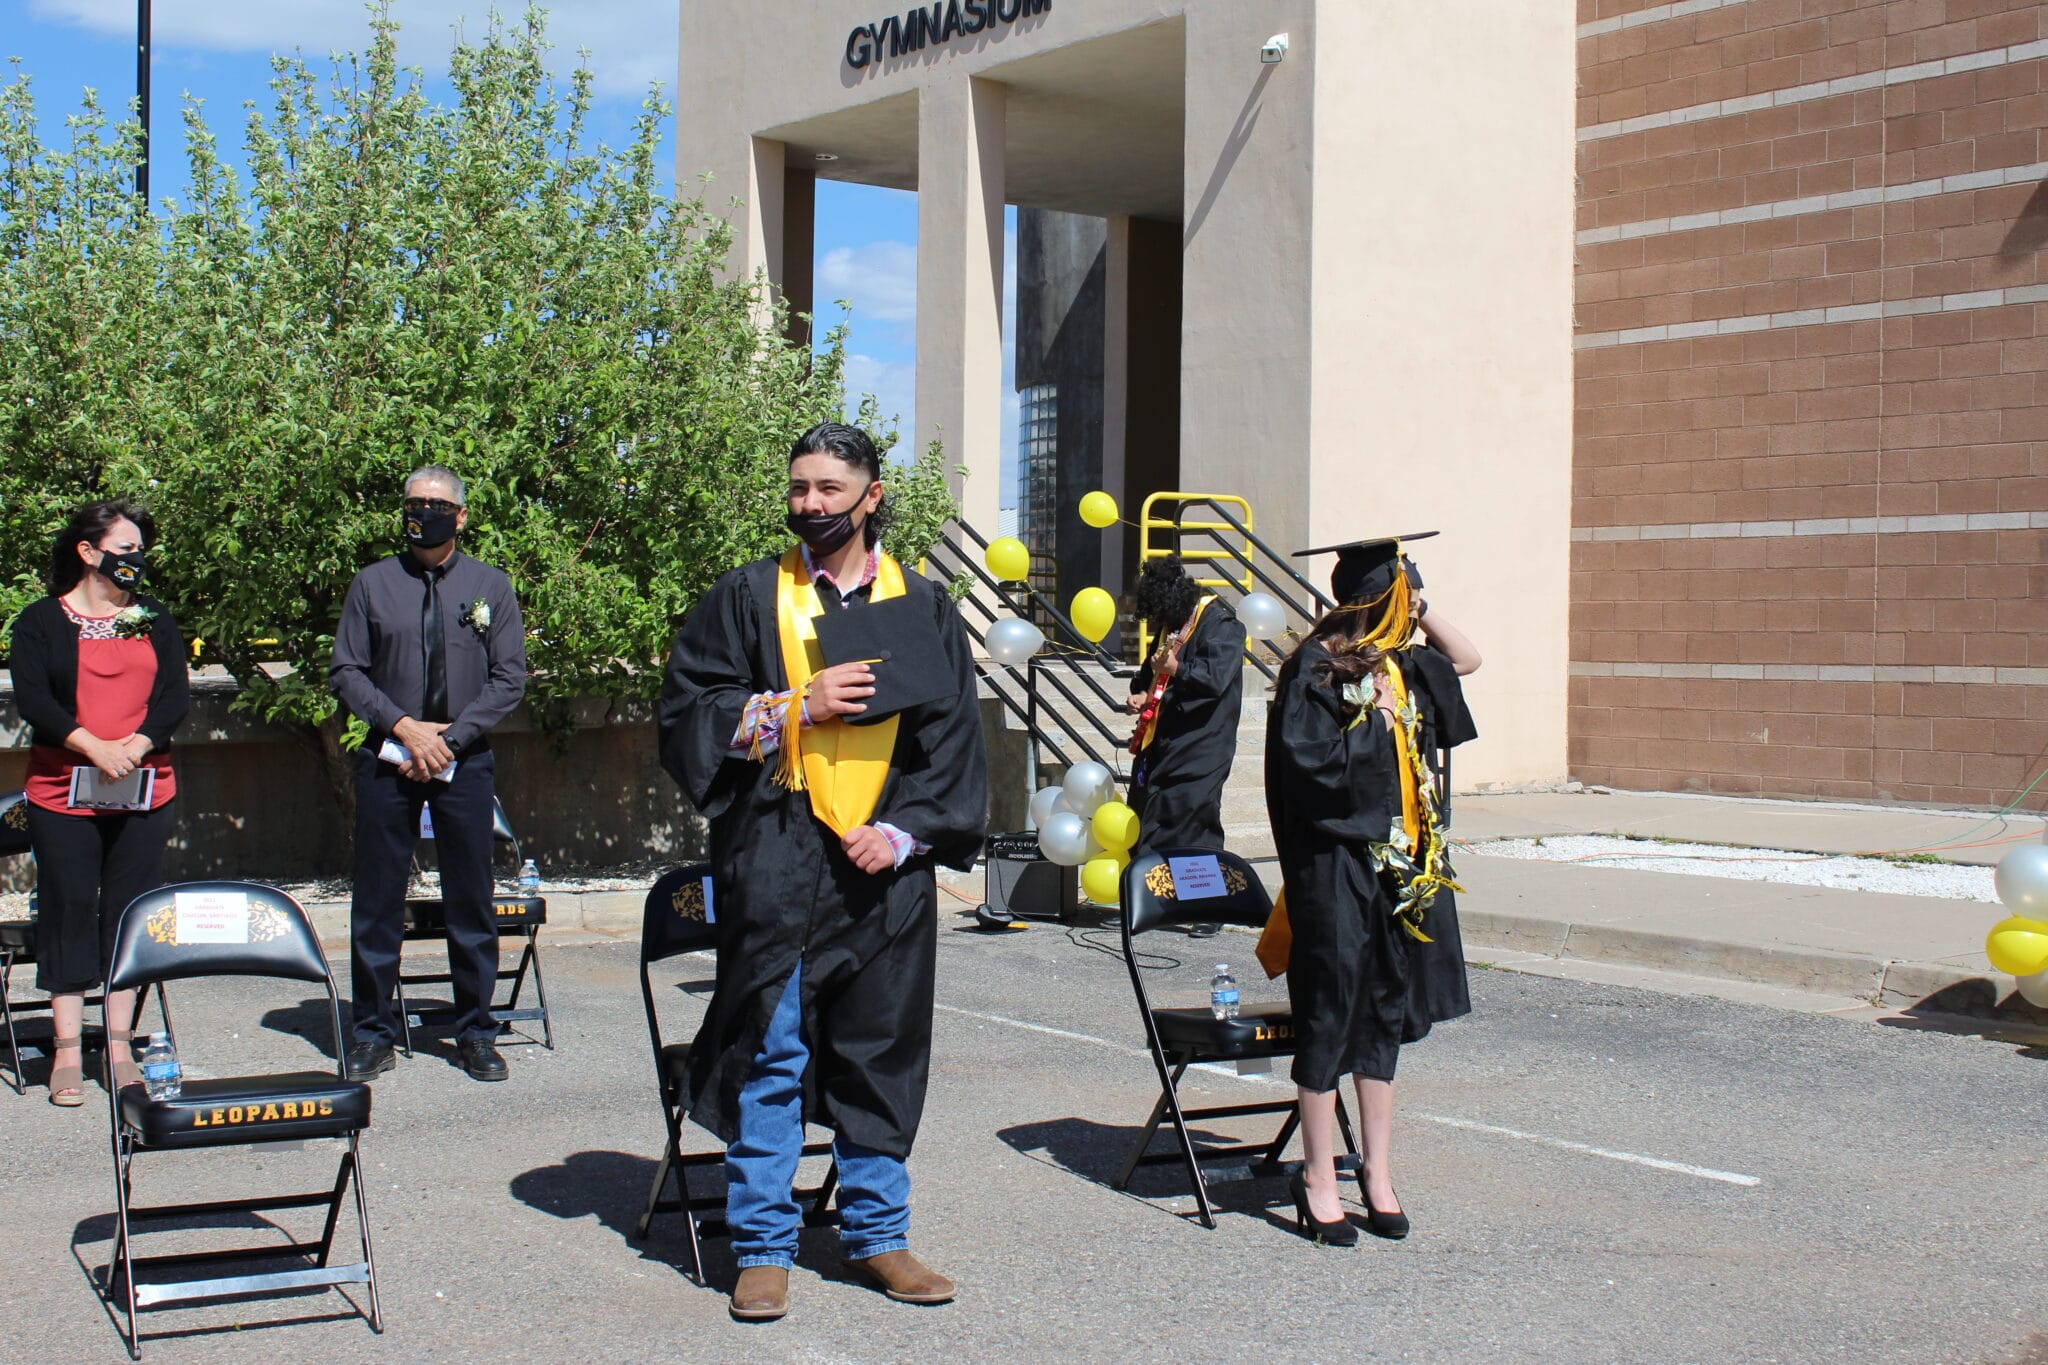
[998,1115,1295,1227]
[69,1209,370,1354]
[510,1148,855,1288]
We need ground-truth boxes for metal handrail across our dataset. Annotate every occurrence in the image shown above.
[926,522,1135,783]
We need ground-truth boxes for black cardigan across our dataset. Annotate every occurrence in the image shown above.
[7,594,191,753]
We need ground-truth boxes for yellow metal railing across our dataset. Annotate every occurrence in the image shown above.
[1136,491,1255,661]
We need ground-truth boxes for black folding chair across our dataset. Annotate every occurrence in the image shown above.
[0,790,172,1095]
[395,797,552,1054]
[1114,847,1361,1229]
[632,865,838,1284]
[101,880,381,1359]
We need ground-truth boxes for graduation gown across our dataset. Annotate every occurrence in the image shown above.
[656,553,988,1159]
[1130,602,1247,852]
[1266,638,1477,1090]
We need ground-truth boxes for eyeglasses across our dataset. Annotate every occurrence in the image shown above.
[403,498,462,515]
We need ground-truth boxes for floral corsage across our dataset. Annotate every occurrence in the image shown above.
[112,605,156,640]
[457,597,492,640]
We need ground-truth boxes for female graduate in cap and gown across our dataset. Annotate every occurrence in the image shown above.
[1126,556,1247,851]
[1263,533,1481,1245]
[657,422,988,1319]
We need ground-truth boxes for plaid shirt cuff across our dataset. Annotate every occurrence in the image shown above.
[873,822,928,868]
[731,689,811,754]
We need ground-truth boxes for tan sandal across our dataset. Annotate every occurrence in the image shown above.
[48,1035,85,1107]
[104,1028,143,1091]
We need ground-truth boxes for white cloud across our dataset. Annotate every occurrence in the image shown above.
[27,0,678,97]
[816,239,918,340]
[844,352,915,456]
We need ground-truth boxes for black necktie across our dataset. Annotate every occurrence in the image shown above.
[421,566,448,723]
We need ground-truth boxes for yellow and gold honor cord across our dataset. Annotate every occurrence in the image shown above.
[1344,629,1463,942]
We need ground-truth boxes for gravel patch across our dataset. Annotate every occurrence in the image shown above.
[1463,834,2000,903]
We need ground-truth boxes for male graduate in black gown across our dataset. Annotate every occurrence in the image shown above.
[1125,557,1247,937]
[658,422,988,1322]
[1264,533,1481,1245]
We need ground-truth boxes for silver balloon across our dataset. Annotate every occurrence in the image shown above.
[1994,843,2048,917]
[1237,591,1287,641]
[1037,811,1091,866]
[1063,761,1113,815]
[985,616,1045,669]
[2015,968,2048,1010]
[1027,784,1064,831]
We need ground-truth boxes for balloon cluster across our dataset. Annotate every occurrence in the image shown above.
[1988,842,2048,1008]
[1030,761,1139,905]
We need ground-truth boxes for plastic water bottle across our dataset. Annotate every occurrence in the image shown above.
[140,1032,181,1100]
[517,858,540,896]
[1210,964,1241,1021]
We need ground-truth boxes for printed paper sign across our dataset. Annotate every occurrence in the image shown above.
[174,891,251,944]
[1166,855,1227,901]
[701,877,717,924]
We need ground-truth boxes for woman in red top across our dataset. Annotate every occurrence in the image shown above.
[9,501,187,1105]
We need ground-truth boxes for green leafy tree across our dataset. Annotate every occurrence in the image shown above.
[0,8,959,831]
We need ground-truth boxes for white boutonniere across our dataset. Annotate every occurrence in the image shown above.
[112,604,157,640]
[457,597,491,639]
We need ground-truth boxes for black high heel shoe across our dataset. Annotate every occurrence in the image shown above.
[1360,1188,1410,1240]
[1288,1171,1358,1247]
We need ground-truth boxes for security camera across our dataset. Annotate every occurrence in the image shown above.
[1260,33,1289,64]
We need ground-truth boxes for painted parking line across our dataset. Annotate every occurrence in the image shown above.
[934,1002,1764,1188]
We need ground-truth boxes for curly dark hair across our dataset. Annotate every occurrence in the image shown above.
[789,421,891,549]
[1134,555,1200,633]
[48,499,154,595]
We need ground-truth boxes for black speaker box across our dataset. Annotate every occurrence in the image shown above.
[979,831,1076,922]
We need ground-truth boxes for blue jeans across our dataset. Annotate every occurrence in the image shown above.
[728,961,911,1269]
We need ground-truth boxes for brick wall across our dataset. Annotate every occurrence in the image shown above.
[1572,0,2048,807]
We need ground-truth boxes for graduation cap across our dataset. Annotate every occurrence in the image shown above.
[810,596,955,725]
[1292,532,1438,606]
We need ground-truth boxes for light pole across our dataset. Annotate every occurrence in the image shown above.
[135,0,151,199]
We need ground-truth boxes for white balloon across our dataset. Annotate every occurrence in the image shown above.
[986,616,1045,669]
[1994,843,2048,917]
[1237,592,1287,641]
[1038,811,1091,866]
[1063,761,1112,815]
[2015,968,2048,1010]
[1027,785,1064,831]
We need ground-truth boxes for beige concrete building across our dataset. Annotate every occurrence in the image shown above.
[677,0,1579,790]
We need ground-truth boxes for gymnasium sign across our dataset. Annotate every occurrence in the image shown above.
[846,0,1051,69]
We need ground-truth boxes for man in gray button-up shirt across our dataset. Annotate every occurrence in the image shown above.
[329,465,527,1083]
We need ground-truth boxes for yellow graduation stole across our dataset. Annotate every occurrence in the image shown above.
[770,546,904,837]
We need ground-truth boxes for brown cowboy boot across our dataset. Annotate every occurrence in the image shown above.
[728,1265,789,1321]
[843,1249,955,1305]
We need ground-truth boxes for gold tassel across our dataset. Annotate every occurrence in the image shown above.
[771,685,809,792]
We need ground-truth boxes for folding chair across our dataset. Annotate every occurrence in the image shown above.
[1114,847,1361,1230]
[101,880,380,1359]
[633,864,839,1284]
[395,797,552,1054]
[0,790,172,1095]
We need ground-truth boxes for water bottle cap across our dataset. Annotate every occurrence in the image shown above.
[150,1032,169,1045]
[1215,963,1229,972]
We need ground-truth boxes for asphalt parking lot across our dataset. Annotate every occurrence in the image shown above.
[3,909,2046,1364]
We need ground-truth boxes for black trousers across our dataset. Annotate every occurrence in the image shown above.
[26,801,177,994]
[350,749,499,1045]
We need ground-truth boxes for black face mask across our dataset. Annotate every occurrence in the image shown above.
[94,549,148,590]
[403,506,460,548]
[785,495,868,558]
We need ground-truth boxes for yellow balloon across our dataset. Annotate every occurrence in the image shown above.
[985,536,1030,582]
[1985,916,2048,977]
[1111,846,1131,869]
[1070,587,1116,643]
[1081,856,1123,906]
[1092,800,1139,852]
[1079,490,1119,529]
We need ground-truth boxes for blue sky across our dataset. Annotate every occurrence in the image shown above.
[3,0,1017,508]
